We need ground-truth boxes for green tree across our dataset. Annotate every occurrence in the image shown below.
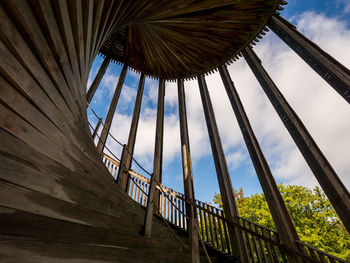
[213,184,350,260]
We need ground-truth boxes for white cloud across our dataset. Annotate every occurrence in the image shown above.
[227,12,350,188]
[336,0,350,14]
[91,12,350,194]
[226,151,248,169]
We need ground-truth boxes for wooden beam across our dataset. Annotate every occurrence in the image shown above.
[197,75,247,263]
[144,79,165,237]
[219,64,301,262]
[268,15,350,104]
[96,64,128,154]
[92,118,102,140]
[117,73,145,191]
[243,46,350,234]
[86,56,111,104]
[177,79,200,263]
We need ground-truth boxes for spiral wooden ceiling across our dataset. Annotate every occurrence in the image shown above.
[99,0,284,79]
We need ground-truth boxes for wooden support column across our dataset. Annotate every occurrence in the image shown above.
[243,46,350,234]
[177,79,200,263]
[219,64,301,260]
[86,56,111,104]
[268,15,350,104]
[144,79,165,237]
[92,118,102,140]
[197,75,247,263]
[97,64,128,154]
[117,73,145,191]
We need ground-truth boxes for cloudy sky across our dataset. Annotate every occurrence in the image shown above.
[87,0,350,204]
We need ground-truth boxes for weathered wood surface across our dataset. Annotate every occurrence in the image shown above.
[99,0,282,79]
[197,75,247,263]
[117,73,145,191]
[86,56,111,104]
[0,1,235,262]
[144,79,165,237]
[219,64,301,261]
[243,46,350,234]
[268,15,350,104]
[96,64,128,153]
[178,79,200,263]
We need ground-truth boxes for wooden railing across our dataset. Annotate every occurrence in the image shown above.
[238,217,288,263]
[195,199,233,254]
[296,240,348,263]
[102,153,348,263]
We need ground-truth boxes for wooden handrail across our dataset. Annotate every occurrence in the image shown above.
[101,152,347,263]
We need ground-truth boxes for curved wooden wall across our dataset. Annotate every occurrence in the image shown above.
[0,0,138,242]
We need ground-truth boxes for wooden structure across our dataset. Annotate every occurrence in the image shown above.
[0,0,349,262]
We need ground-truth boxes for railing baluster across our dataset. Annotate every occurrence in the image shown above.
[163,190,166,218]
[262,228,274,263]
[140,181,145,205]
[177,198,182,228]
[209,205,218,247]
[274,232,287,263]
[248,221,263,263]
[171,191,174,224]
[307,246,319,262]
[221,210,232,255]
[205,204,214,244]
[129,175,134,197]
[267,231,280,263]
[213,208,220,248]
[216,208,225,252]
[167,190,170,222]
[198,202,205,242]
[202,203,209,243]
[182,197,186,230]
[109,163,114,174]
[255,224,268,263]
[242,219,254,262]
[132,178,138,201]
[317,251,328,263]
[143,182,148,206]
[174,195,178,226]
[113,165,118,179]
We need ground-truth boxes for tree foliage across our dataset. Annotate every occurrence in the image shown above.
[213,184,350,260]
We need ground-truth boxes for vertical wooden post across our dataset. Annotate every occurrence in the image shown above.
[96,64,128,154]
[177,79,200,263]
[153,79,165,207]
[268,15,350,104]
[219,64,301,261]
[92,118,102,140]
[117,73,145,191]
[243,46,350,234]
[86,56,111,104]
[197,75,247,263]
[144,79,165,237]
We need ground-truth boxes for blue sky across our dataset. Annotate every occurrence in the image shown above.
[87,1,350,205]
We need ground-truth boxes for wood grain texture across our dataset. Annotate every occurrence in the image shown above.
[99,0,282,79]
[0,1,208,262]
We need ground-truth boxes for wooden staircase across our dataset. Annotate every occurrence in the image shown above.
[0,179,234,263]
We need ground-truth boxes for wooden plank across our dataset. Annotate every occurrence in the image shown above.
[219,64,300,255]
[243,220,254,261]
[198,74,246,261]
[97,64,128,153]
[243,46,350,235]
[117,73,145,191]
[86,56,111,104]
[268,15,350,104]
